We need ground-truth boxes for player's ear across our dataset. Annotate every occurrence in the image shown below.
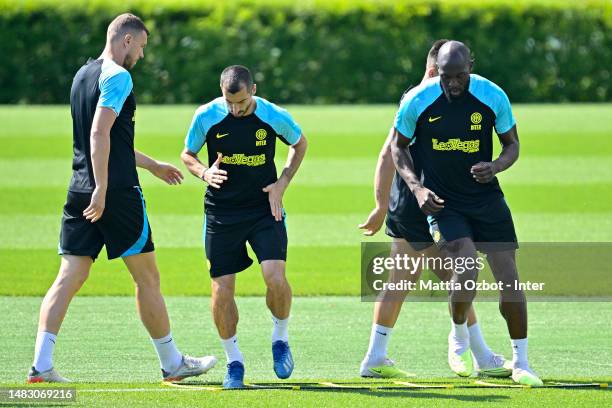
[426,67,437,78]
[123,33,132,48]
[251,84,257,96]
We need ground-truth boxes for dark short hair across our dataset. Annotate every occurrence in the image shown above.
[107,13,149,42]
[220,65,253,93]
[426,39,449,68]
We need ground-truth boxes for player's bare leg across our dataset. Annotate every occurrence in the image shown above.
[123,252,171,337]
[261,260,294,379]
[442,237,480,377]
[124,252,216,381]
[361,238,420,378]
[211,273,244,388]
[429,244,512,377]
[443,238,480,323]
[372,239,418,327]
[29,255,92,382]
[421,245,483,328]
[38,256,92,335]
[211,273,239,339]
[486,250,541,385]
[261,260,291,320]
[485,250,527,339]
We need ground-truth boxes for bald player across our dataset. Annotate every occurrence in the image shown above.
[390,40,542,386]
[359,40,511,379]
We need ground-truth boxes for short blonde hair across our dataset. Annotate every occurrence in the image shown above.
[107,13,149,42]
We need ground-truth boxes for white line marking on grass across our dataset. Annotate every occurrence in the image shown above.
[79,388,204,393]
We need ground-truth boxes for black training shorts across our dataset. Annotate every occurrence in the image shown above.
[427,195,518,252]
[204,207,288,278]
[58,186,154,260]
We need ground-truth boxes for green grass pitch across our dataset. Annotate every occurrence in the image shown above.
[0,104,611,406]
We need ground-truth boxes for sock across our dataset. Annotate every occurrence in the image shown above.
[271,315,289,343]
[468,323,495,365]
[364,324,392,366]
[152,332,183,374]
[511,338,528,369]
[32,331,56,372]
[221,335,244,364]
[449,321,470,354]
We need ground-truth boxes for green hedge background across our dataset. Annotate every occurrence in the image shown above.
[1,0,610,104]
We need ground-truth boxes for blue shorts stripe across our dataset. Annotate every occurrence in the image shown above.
[121,186,149,257]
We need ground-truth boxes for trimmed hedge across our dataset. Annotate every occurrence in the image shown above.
[1,0,610,103]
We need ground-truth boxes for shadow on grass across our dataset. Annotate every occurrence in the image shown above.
[299,389,511,402]
[167,381,512,402]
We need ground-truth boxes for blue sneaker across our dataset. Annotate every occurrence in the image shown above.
[272,341,294,379]
[223,361,245,389]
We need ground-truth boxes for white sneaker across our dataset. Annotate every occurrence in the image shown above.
[448,348,473,377]
[474,353,513,377]
[162,355,217,382]
[27,366,71,383]
[512,367,543,387]
[448,332,472,377]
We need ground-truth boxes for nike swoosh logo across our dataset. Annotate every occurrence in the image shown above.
[428,116,442,123]
[216,133,229,139]
[376,331,387,336]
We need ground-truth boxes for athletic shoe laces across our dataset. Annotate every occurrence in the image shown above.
[273,342,289,360]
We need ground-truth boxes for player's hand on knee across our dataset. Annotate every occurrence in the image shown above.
[262,181,286,221]
[470,161,498,183]
[415,186,444,215]
[202,153,228,188]
[358,207,386,236]
[152,161,184,185]
[83,186,106,222]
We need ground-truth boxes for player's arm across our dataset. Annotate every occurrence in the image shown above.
[358,127,396,236]
[471,86,519,183]
[471,125,519,183]
[135,149,184,185]
[180,148,227,189]
[278,134,308,187]
[85,69,134,222]
[263,134,308,221]
[180,107,227,188]
[390,128,444,215]
[495,125,520,171]
[82,107,115,222]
